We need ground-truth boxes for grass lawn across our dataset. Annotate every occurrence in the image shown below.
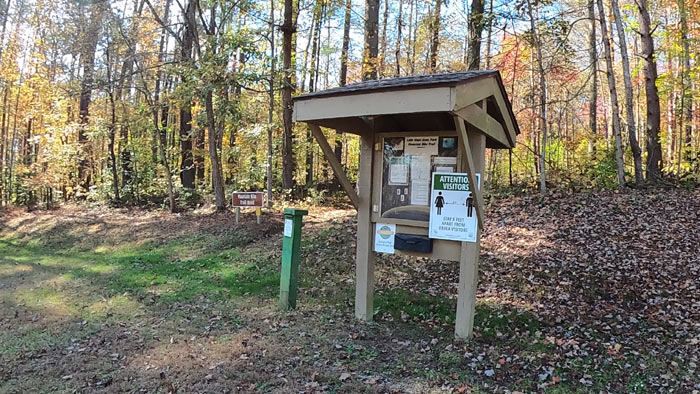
[1,189,699,393]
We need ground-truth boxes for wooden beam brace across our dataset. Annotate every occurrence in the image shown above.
[453,104,510,148]
[309,124,360,209]
[453,116,485,230]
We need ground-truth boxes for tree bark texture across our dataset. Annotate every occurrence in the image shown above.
[597,0,626,187]
[636,0,662,182]
[610,0,643,185]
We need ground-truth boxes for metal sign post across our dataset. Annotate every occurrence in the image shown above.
[279,208,308,310]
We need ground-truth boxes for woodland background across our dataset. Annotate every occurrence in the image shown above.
[0,0,698,211]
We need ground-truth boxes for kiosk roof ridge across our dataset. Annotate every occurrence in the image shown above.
[295,70,498,100]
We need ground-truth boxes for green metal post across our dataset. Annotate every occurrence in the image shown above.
[279,208,308,310]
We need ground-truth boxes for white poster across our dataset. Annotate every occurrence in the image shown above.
[284,219,293,237]
[374,223,396,254]
[405,137,439,156]
[409,155,431,205]
[389,158,408,185]
[428,172,480,242]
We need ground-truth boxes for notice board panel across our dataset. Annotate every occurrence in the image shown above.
[380,135,458,222]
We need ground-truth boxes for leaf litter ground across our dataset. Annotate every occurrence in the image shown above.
[0,189,698,393]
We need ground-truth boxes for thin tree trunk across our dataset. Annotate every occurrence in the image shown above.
[636,0,662,182]
[179,0,196,189]
[611,0,643,184]
[678,0,692,165]
[408,0,414,74]
[484,0,493,69]
[77,0,106,195]
[379,0,389,77]
[526,0,547,195]
[587,0,597,155]
[335,0,351,164]
[597,0,625,187]
[467,0,485,70]
[428,0,442,72]
[281,0,296,190]
[362,0,379,80]
[395,0,403,76]
[266,0,275,207]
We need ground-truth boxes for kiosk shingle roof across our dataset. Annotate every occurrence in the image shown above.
[295,70,497,100]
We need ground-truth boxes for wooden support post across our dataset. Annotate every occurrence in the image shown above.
[453,116,485,229]
[235,207,240,224]
[309,124,360,208]
[355,130,375,321]
[455,128,486,340]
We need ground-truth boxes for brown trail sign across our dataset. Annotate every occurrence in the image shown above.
[232,192,265,224]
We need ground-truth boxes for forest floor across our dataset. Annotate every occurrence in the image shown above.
[1,189,699,393]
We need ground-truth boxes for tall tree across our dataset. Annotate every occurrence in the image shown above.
[526,0,547,195]
[394,0,403,76]
[587,0,597,143]
[335,0,351,163]
[466,0,485,70]
[266,0,275,207]
[611,0,643,184]
[77,0,106,195]
[362,0,379,80]
[636,0,662,182]
[597,0,625,187]
[179,0,196,189]
[678,0,692,164]
[428,0,442,72]
[281,0,296,190]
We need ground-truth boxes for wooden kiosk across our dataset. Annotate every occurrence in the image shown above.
[292,71,520,339]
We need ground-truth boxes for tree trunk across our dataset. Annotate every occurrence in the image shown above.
[610,0,643,185]
[77,0,106,195]
[206,90,226,210]
[597,0,625,187]
[587,0,597,154]
[428,0,442,72]
[267,0,275,207]
[395,0,403,76]
[106,46,121,202]
[362,0,379,80]
[467,0,485,70]
[305,1,323,187]
[179,0,196,189]
[0,87,6,206]
[636,0,662,182]
[484,0,493,68]
[379,0,389,77]
[281,0,296,191]
[678,0,692,165]
[526,0,547,195]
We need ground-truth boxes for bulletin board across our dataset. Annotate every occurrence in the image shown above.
[380,135,459,221]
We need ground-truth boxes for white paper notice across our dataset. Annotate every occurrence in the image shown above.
[374,223,396,254]
[283,219,293,237]
[389,161,408,185]
[436,166,454,173]
[405,137,438,156]
[433,156,457,165]
[410,155,431,205]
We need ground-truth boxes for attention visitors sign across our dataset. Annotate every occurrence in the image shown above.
[428,172,480,242]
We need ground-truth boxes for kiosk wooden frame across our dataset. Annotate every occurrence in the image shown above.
[293,71,520,339]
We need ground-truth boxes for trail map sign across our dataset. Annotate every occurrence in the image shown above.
[374,223,396,254]
[232,192,264,208]
[428,172,480,242]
